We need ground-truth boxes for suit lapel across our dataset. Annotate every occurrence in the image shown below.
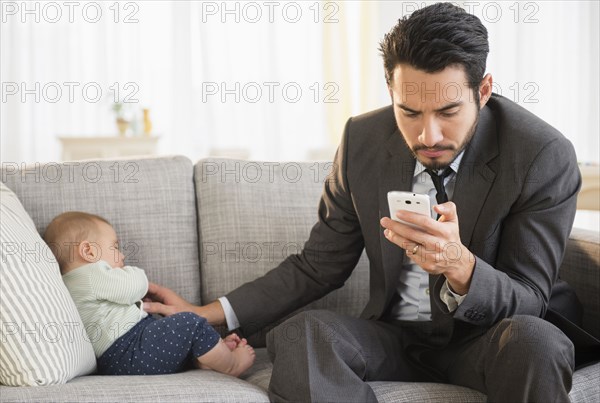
[378,130,416,309]
[452,106,499,248]
[428,107,499,343]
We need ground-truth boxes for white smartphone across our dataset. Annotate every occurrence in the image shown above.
[387,191,432,226]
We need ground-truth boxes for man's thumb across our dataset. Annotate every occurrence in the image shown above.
[434,201,457,222]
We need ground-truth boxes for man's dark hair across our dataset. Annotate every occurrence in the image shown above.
[379,3,489,100]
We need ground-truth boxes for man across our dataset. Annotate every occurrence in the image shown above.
[146,3,597,401]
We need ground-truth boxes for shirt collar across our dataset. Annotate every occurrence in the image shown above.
[414,150,465,178]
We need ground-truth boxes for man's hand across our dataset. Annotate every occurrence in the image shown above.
[380,202,475,295]
[143,282,196,315]
[143,282,226,326]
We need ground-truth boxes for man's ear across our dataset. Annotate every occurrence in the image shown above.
[79,240,100,263]
[479,73,493,108]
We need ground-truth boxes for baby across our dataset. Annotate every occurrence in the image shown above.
[44,211,255,377]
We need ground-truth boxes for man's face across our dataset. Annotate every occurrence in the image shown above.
[389,64,484,170]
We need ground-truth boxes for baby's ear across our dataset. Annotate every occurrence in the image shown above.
[79,240,100,263]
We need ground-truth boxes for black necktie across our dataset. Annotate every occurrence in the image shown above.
[425,167,453,218]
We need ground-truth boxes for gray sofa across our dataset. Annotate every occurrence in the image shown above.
[1,155,598,402]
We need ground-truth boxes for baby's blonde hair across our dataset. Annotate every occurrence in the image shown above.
[44,211,110,272]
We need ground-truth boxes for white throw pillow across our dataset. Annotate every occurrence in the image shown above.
[0,182,96,386]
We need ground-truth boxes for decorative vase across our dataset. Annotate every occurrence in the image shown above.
[143,108,152,136]
[116,118,129,136]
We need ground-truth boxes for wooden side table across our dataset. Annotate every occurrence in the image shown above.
[58,136,160,161]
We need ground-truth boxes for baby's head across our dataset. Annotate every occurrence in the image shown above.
[44,212,125,274]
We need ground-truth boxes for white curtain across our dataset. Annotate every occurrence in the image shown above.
[2,1,598,164]
[375,1,599,164]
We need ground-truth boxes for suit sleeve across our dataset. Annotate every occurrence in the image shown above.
[226,118,365,334]
[445,137,581,326]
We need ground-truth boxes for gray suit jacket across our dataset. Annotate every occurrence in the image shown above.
[228,93,596,364]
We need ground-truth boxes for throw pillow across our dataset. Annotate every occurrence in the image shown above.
[0,182,96,386]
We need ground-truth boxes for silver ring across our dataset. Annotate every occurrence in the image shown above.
[411,244,420,254]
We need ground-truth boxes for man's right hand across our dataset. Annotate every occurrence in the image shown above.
[143,282,226,326]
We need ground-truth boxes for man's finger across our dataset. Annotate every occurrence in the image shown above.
[147,282,160,293]
[380,217,419,237]
[145,284,160,299]
[143,301,171,316]
[434,201,457,222]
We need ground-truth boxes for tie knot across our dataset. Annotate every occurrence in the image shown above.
[425,167,454,206]
[425,167,453,181]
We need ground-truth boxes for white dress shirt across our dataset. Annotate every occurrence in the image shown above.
[220,152,468,330]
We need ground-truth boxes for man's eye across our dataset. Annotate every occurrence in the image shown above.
[403,112,418,119]
[440,111,458,118]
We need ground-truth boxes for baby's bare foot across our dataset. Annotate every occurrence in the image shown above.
[230,344,255,377]
[223,334,241,351]
[196,339,256,377]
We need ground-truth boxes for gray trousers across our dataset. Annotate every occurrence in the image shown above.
[266,310,574,403]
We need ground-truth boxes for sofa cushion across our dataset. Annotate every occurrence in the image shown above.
[561,228,600,339]
[567,362,600,402]
[1,156,201,305]
[0,370,269,402]
[0,182,96,386]
[369,362,600,402]
[194,158,370,340]
[242,349,600,402]
[369,381,485,402]
[240,348,272,391]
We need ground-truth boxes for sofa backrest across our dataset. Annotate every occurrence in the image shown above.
[1,156,202,305]
[194,158,370,334]
[561,228,600,339]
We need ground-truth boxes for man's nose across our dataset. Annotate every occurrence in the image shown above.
[418,118,444,147]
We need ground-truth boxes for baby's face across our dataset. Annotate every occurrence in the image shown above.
[93,220,125,268]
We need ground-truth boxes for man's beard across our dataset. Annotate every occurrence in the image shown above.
[409,111,479,170]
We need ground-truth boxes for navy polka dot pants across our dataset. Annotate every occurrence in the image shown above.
[97,312,220,375]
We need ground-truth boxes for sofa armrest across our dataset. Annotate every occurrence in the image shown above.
[559,228,600,339]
